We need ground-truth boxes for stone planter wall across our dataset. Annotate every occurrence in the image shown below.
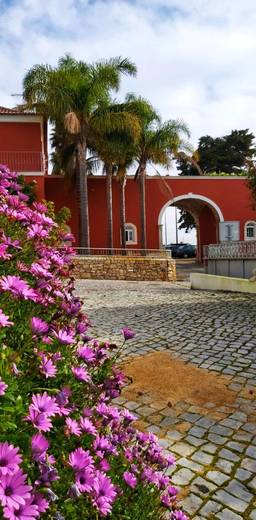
[72,255,176,282]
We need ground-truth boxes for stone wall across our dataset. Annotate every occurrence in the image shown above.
[72,255,176,282]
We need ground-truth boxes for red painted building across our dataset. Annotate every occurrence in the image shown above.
[0,106,47,199]
[45,175,256,259]
[1,107,256,257]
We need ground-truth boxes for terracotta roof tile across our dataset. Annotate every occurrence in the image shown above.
[0,106,36,115]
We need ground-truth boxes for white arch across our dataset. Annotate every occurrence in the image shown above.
[158,193,224,225]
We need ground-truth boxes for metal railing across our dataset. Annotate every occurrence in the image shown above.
[0,151,45,173]
[204,241,256,260]
[74,247,172,258]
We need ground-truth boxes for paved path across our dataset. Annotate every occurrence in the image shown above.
[76,280,256,519]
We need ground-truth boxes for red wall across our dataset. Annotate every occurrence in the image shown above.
[45,177,79,243]
[23,175,45,199]
[0,122,42,151]
[45,175,256,249]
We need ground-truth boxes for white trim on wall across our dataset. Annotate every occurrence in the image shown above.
[125,223,138,245]
[158,193,224,225]
[0,115,43,123]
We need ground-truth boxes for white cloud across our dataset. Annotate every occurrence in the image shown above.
[0,0,256,148]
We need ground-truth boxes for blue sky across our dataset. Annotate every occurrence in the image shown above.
[0,0,255,243]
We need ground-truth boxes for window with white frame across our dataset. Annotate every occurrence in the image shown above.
[245,221,256,240]
[125,223,137,244]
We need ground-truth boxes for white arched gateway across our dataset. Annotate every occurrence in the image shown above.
[158,193,225,258]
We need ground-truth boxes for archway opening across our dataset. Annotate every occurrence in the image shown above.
[158,194,223,262]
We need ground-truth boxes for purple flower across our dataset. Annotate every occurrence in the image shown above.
[0,443,22,476]
[31,493,49,514]
[27,223,49,239]
[31,393,59,417]
[30,317,49,336]
[0,243,11,260]
[122,409,136,424]
[92,471,117,516]
[31,433,49,462]
[123,471,137,488]
[76,346,95,363]
[76,468,95,492]
[0,377,8,396]
[0,470,32,510]
[68,448,93,471]
[53,329,74,345]
[121,327,135,341]
[80,417,97,436]
[93,436,115,458]
[3,497,39,519]
[76,322,88,334]
[0,309,13,327]
[39,356,57,379]
[71,366,91,383]
[172,512,189,520]
[0,276,38,302]
[65,418,81,437]
[26,408,52,432]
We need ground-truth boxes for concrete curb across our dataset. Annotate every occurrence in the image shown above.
[190,273,256,294]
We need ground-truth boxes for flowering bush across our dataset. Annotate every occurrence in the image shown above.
[0,165,188,520]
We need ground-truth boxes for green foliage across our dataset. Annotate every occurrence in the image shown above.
[178,210,196,232]
[18,175,37,202]
[177,129,256,175]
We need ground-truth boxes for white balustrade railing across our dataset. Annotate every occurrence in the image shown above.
[204,241,256,260]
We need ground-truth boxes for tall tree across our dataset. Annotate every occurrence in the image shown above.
[22,55,137,247]
[93,119,141,249]
[177,129,256,175]
[126,95,191,249]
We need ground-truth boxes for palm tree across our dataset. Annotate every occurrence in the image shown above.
[127,94,191,249]
[22,55,137,247]
[93,119,141,249]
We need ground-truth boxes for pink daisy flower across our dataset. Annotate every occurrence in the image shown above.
[30,317,49,336]
[0,443,22,476]
[31,393,59,417]
[76,468,94,493]
[76,346,95,363]
[26,408,52,432]
[31,433,49,461]
[80,417,97,436]
[0,309,13,327]
[31,493,49,514]
[3,497,39,519]
[71,366,91,383]
[68,448,93,471]
[0,470,32,510]
[52,329,74,345]
[123,471,137,489]
[0,377,8,396]
[65,418,81,437]
[92,471,117,516]
[39,357,57,379]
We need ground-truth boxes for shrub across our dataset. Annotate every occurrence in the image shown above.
[0,165,188,520]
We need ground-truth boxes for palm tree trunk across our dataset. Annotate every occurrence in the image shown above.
[106,164,113,250]
[139,165,147,250]
[119,176,126,249]
[77,140,90,249]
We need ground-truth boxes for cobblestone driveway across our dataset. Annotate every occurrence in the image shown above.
[76,280,256,519]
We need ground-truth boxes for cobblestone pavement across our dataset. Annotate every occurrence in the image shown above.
[76,279,256,519]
